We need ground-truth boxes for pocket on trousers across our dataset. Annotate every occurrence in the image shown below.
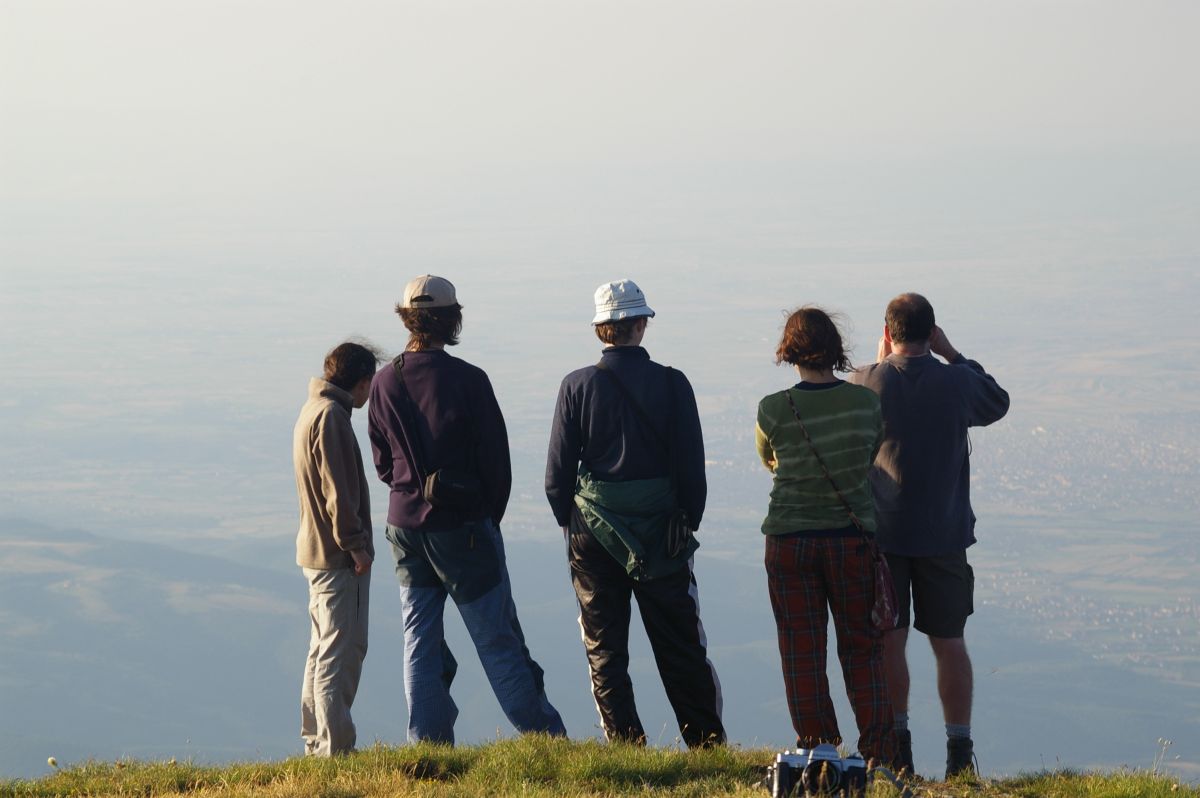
[965,560,975,614]
[427,522,503,605]
[304,566,350,596]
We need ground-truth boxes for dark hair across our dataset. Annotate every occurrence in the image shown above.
[396,304,463,349]
[775,306,852,372]
[594,317,646,346]
[885,293,935,344]
[324,341,383,391]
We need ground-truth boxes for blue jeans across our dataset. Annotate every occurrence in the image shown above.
[385,518,566,744]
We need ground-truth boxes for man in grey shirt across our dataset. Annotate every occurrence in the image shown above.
[850,293,1009,778]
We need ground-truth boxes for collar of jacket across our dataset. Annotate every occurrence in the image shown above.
[599,345,650,361]
[884,352,936,369]
[309,377,355,412]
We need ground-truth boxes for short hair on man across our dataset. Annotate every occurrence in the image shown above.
[775,306,852,372]
[396,304,464,349]
[324,341,384,391]
[885,293,935,344]
[594,317,645,346]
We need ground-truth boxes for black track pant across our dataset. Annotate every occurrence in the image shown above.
[567,521,726,748]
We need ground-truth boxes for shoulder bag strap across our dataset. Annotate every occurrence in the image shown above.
[783,388,867,536]
[595,360,679,488]
[391,354,430,484]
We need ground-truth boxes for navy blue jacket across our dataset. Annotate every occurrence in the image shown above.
[368,350,511,531]
[545,346,707,529]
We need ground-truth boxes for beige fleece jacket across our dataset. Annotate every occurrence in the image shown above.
[293,378,374,569]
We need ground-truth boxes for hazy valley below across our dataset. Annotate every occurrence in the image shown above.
[1,254,1197,781]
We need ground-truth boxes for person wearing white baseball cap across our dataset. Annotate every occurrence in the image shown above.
[545,279,726,749]
[400,274,459,310]
[368,274,566,744]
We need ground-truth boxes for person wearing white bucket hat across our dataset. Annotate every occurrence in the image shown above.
[590,279,656,325]
[545,279,725,749]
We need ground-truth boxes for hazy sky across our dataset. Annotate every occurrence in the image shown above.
[2,0,1197,540]
[3,1,1198,236]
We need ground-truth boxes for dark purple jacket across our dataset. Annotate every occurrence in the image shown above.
[545,346,707,529]
[367,350,511,530]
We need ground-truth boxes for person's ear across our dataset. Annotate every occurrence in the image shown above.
[353,376,372,406]
[883,325,893,343]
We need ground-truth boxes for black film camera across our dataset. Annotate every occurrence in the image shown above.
[767,744,867,797]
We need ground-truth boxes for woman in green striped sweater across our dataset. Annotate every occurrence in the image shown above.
[756,306,898,766]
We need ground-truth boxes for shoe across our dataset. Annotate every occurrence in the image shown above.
[945,737,976,779]
[895,729,915,776]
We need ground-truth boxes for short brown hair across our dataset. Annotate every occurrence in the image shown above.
[397,304,463,349]
[775,306,852,372]
[594,317,645,346]
[324,341,383,391]
[885,293,935,344]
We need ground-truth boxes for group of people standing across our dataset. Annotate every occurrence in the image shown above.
[291,275,1008,780]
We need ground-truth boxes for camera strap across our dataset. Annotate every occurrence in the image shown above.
[783,387,867,535]
[870,767,915,798]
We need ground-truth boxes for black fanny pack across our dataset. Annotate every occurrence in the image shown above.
[423,467,482,509]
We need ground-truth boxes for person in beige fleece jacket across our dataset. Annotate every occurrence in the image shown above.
[293,340,381,756]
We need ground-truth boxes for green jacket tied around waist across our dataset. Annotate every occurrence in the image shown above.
[573,467,699,581]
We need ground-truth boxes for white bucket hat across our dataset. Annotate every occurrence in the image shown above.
[591,279,656,325]
[401,275,459,309]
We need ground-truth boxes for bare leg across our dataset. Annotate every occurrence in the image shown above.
[929,636,972,726]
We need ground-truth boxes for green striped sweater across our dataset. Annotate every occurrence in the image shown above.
[755,382,883,535]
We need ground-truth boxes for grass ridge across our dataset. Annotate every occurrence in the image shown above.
[1,736,1193,797]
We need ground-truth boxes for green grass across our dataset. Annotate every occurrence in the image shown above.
[1,736,1194,798]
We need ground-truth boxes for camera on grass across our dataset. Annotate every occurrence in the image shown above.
[767,744,867,797]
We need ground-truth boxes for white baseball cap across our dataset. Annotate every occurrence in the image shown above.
[592,279,656,325]
[401,275,459,309]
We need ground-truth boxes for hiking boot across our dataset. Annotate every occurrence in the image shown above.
[945,736,976,779]
[895,729,915,776]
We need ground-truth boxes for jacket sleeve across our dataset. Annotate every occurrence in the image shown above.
[317,409,370,552]
[476,373,512,527]
[367,378,394,485]
[674,371,707,529]
[755,401,776,472]
[951,354,1011,427]
[544,377,580,528]
[870,395,884,459]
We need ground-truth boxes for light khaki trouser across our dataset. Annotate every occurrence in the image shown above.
[301,566,369,756]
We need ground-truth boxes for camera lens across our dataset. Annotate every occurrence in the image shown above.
[801,760,842,794]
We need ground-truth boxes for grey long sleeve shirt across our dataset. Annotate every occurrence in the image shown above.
[850,353,1009,556]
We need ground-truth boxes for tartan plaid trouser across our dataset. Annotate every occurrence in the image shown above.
[765,534,897,764]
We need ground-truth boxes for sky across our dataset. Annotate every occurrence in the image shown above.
[4,2,1198,232]
[4,2,1197,441]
